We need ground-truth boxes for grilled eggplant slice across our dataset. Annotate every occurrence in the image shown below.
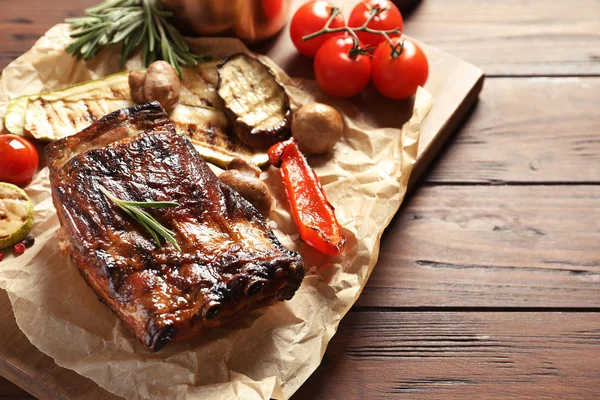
[3,61,269,167]
[216,53,292,149]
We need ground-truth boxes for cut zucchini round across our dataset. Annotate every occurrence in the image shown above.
[0,183,34,249]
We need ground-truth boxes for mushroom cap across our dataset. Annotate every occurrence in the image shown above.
[219,170,272,217]
[292,102,343,155]
[227,157,261,178]
[128,70,147,104]
[144,61,181,112]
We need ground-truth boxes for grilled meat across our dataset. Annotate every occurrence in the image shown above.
[46,102,305,351]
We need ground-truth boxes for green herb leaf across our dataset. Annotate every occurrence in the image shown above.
[65,0,211,77]
[99,185,182,252]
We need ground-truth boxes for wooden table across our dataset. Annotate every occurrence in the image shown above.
[1,0,599,398]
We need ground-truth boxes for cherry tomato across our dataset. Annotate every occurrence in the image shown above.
[290,0,346,57]
[348,0,403,48]
[0,134,39,187]
[314,36,372,98]
[372,37,429,99]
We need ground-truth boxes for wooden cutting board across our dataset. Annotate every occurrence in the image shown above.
[0,10,484,400]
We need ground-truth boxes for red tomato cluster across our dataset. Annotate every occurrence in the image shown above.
[290,0,428,99]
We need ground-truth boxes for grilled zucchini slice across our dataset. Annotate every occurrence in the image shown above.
[4,72,131,136]
[0,183,34,249]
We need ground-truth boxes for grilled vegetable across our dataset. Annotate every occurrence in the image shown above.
[217,53,292,149]
[169,104,269,167]
[0,183,34,250]
[3,61,269,167]
[4,71,131,137]
[268,139,345,256]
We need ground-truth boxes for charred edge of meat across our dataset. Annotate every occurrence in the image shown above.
[150,325,175,352]
[216,53,292,149]
[45,101,172,171]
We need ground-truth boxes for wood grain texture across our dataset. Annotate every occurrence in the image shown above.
[0,1,485,398]
[0,0,96,70]
[0,376,31,399]
[424,77,600,184]
[402,0,600,76]
[0,0,598,399]
[358,185,600,308]
[293,311,600,399]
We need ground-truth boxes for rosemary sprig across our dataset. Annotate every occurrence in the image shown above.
[65,0,209,77]
[99,185,181,251]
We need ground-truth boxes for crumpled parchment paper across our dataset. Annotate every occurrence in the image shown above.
[0,24,431,400]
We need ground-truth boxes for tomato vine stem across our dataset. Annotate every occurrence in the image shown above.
[301,6,403,58]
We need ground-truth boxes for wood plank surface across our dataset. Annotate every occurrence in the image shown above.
[401,0,600,76]
[424,77,600,184]
[1,0,599,399]
[0,1,93,69]
[293,311,600,399]
[358,185,600,308]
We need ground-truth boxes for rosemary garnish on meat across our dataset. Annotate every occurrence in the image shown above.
[65,0,209,77]
[99,185,181,251]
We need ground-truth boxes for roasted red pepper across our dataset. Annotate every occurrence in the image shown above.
[268,139,345,256]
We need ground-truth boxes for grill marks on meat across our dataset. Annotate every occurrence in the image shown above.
[46,102,305,351]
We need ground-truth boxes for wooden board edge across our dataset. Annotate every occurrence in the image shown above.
[0,290,121,400]
[0,359,64,400]
[410,72,485,188]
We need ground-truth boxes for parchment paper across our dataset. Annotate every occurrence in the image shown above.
[0,25,431,400]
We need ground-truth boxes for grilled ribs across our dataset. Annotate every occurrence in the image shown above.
[46,102,305,351]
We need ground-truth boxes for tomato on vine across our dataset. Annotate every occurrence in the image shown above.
[348,0,403,48]
[314,36,372,98]
[290,0,346,57]
[372,37,429,99]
